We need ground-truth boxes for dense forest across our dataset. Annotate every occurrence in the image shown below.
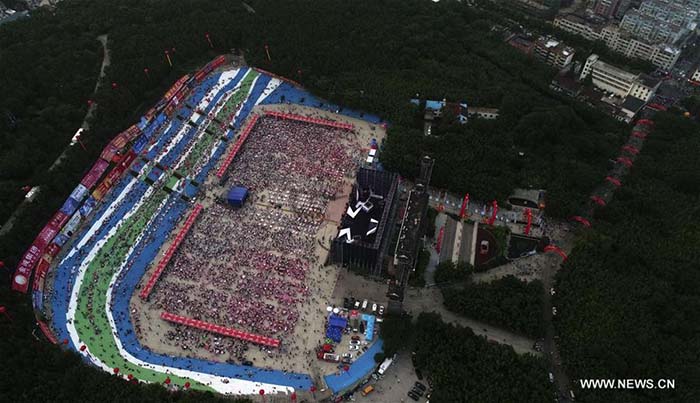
[555,112,700,402]
[383,312,555,402]
[442,275,545,338]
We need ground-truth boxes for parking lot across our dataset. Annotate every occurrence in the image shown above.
[359,353,429,403]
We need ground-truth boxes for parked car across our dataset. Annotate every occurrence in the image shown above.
[351,335,360,341]
[361,300,368,310]
[411,387,424,397]
[480,240,490,255]
[407,391,420,401]
[414,381,427,392]
[350,340,361,346]
[371,303,378,312]
[354,300,361,309]
[242,361,253,366]
[415,369,424,380]
[349,345,360,351]
[378,305,385,316]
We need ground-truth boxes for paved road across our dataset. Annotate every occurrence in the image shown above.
[48,34,110,172]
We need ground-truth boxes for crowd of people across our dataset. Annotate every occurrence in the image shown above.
[148,116,363,362]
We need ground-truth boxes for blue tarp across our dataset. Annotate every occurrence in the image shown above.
[183,180,199,198]
[53,233,70,247]
[79,197,97,217]
[329,315,348,329]
[362,314,375,342]
[324,339,383,394]
[326,315,348,343]
[60,197,80,216]
[262,81,383,124]
[227,186,248,207]
[132,134,149,154]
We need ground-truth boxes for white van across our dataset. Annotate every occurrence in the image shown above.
[361,300,368,310]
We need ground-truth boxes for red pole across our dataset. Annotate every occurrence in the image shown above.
[0,306,12,322]
[205,32,213,48]
[488,200,498,226]
[524,208,532,235]
[459,193,470,219]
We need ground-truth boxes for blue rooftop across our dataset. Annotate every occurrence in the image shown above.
[324,339,383,394]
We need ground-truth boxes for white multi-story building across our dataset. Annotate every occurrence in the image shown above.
[533,37,575,70]
[580,54,660,101]
[600,25,681,70]
[555,13,682,70]
[691,68,700,82]
[554,14,603,42]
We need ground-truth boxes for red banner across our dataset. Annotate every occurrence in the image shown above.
[216,114,260,178]
[436,227,445,253]
[80,159,110,189]
[12,243,42,292]
[162,75,190,103]
[160,310,280,348]
[100,143,119,162]
[140,205,204,299]
[32,258,51,291]
[45,243,62,258]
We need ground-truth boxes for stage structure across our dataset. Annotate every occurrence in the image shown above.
[330,167,399,276]
[388,156,433,313]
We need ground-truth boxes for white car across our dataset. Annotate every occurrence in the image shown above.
[361,300,368,310]
[349,345,360,351]
[371,303,378,313]
[350,340,361,346]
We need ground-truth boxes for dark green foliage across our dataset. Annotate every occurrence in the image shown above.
[434,260,473,285]
[555,113,700,402]
[379,313,414,357]
[413,313,554,403]
[442,276,545,338]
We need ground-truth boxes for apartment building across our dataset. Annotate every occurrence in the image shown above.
[554,14,604,41]
[600,25,681,70]
[580,54,660,101]
[533,37,575,69]
[620,9,688,44]
[555,13,682,69]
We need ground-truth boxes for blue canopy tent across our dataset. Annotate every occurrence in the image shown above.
[227,186,248,208]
